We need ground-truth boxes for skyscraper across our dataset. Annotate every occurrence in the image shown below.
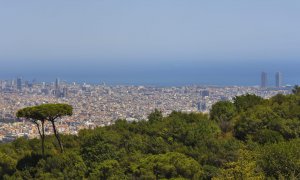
[62,87,68,98]
[17,77,22,91]
[55,78,60,97]
[261,72,267,88]
[275,72,282,88]
[55,78,60,90]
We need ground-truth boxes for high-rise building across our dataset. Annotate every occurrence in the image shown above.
[62,87,68,98]
[55,78,60,90]
[275,72,282,88]
[55,78,60,97]
[11,79,15,87]
[17,77,22,91]
[42,82,46,89]
[261,72,267,88]
[24,81,29,88]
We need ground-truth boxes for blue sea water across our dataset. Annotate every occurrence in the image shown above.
[1,60,299,86]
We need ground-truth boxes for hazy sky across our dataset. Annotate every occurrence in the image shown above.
[0,1,299,85]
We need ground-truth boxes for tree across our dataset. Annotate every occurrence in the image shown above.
[0,152,17,177]
[252,129,284,144]
[35,104,73,153]
[233,105,281,141]
[131,152,203,179]
[43,152,87,179]
[16,107,47,157]
[148,109,163,122]
[89,160,125,179]
[292,85,300,95]
[233,94,264,112]
[17,104,72,154]
[81,140,118,168]
[258,139,300,178]
[214,149,264,180]
[210,101,236,133]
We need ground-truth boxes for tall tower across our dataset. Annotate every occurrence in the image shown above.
[261,72,267,88]
[55,78,60,90]
[17,77,22,91]
[62,87,68,98]
[55,78,60,97]
[275,72,282,88]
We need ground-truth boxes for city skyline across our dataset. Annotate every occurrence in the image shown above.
[0,71,291,88]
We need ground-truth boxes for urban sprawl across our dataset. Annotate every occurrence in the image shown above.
[0,73,291,142]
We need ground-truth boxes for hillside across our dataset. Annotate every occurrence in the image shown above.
[1,91,300,179]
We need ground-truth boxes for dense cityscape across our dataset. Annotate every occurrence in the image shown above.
[0,72,291,142]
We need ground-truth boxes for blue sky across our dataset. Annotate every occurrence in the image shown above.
[0,1,299,85]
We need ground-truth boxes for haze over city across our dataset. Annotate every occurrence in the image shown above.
[0,1,299,85]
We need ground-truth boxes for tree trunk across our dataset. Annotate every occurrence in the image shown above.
[51,121,64,153]
[34,121,44,157]
[35,122,42,138]
[41,120,45,157]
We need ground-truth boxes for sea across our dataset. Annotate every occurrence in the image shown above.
[1,60,299,86]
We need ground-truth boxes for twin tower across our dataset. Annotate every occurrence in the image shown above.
[261,72,282,88]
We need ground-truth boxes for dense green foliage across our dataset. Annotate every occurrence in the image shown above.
[210,101,236,133]
[1,91,300,179]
